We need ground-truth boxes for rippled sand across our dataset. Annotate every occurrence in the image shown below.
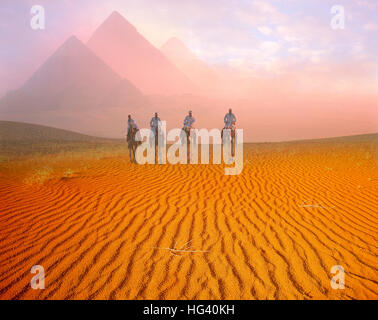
[0,135,377,299]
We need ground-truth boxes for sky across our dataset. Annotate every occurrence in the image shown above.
[0,0,377,139]
[1,0,378,93]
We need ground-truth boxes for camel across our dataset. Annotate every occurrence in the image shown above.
[127,127,141,163]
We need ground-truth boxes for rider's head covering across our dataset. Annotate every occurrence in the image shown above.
[189,110,192,114]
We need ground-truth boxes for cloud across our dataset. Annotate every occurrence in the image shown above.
[0,0,377,99]
[363,23,378,31]
[260,41,280,55]
[257,26,273,35]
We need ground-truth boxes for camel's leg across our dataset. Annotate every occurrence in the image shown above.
[128,144,132,162]
[231,137,235,157]
[155,136,158,164]
[133,143,137,164]
[131,144,135,163]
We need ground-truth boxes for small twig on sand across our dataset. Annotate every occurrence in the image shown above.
[180,239,193,251]
[153,239,208,257]
[299,201,335,209]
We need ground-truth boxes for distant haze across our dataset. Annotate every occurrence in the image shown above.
[0,2,377,141]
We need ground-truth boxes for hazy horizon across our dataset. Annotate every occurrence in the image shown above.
[0,0,377,141]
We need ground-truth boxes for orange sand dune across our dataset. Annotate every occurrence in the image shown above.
[0,137,377,300]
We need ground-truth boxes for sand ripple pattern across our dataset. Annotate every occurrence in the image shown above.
[0,140,377,299]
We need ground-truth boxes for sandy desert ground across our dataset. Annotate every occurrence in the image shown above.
[0,132,377,300]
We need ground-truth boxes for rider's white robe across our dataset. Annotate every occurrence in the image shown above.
[183,116,195,128]
[127,119,138,131]
[150,117,162,130]
[224,113,236,128]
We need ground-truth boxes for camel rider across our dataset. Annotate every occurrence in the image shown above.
[127,114,138,140]
[150,112,161,132]
[183,110,195,130]
[224,108,236,129]
[149,113,164,163]
[149,112,162,146]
